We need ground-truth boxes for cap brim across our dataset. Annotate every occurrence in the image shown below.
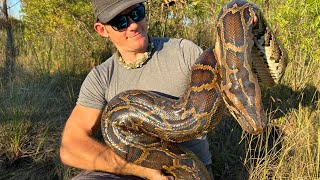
[98,0,146,23]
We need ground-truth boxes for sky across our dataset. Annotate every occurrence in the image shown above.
[6,0,22,19]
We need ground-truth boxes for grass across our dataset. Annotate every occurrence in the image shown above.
[1,0,320,179]
[0,72,84,179]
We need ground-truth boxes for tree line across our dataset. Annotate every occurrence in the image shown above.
[1,0,319,78]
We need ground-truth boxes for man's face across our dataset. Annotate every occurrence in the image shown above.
[95,4,149,54]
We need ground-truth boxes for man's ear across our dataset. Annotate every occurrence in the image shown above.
[94,22,109,38]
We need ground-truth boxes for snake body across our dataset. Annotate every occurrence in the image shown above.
[101,0,287,179]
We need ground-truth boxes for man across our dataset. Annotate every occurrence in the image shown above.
[60,0,214,179]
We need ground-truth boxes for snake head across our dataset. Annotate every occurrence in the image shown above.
[222,90,267,135]
[216,0,268,135]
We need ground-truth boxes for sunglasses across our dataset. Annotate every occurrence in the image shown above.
[107,4,146,31]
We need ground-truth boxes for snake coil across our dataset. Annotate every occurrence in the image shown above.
[101,0,287,179]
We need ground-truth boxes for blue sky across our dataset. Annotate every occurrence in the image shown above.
[6,0,22,19]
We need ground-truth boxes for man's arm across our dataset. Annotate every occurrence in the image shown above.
[60,104,172,180]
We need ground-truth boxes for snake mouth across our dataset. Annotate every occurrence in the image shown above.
[232,107,266,135]
[223,93,266,135]
[229,102,267,135]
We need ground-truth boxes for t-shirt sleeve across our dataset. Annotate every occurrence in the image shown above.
[179,39,203,71]
[77,67,107,110]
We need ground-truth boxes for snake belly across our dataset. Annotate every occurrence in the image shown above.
[101,0,287,179]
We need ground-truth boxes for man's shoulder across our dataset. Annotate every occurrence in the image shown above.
[151,36,195,44]
[151,37,200,50]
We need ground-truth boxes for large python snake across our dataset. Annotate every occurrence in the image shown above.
[101,0,287,179]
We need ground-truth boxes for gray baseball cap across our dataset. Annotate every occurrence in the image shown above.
[92,0,146,23]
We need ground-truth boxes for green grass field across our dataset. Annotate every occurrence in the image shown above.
[0,0,319,179]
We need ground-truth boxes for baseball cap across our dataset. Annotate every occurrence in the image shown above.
[91,0,146,23]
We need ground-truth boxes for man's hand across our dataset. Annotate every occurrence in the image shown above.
[128,166,175,180]
[117,158,174,180]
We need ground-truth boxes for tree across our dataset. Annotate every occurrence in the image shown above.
[1,0,16,81]
[19,0,107,74]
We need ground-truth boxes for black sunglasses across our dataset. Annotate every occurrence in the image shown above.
[107,4,145,31]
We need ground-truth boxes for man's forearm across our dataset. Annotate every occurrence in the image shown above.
[59,104,168,179]
[59,131,159,178]
[60,135,113,172]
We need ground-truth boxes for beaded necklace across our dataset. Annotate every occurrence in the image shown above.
[117,42,154,69]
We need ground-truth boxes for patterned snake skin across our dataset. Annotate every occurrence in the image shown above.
[101,0,287,179]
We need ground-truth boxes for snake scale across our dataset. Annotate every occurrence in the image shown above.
[101,0,287,179]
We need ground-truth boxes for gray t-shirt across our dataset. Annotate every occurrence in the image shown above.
[77,37,212,165]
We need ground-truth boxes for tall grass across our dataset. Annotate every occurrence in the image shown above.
[1,0,320,179]
[0,28,86,179]
[0,71,83,179]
